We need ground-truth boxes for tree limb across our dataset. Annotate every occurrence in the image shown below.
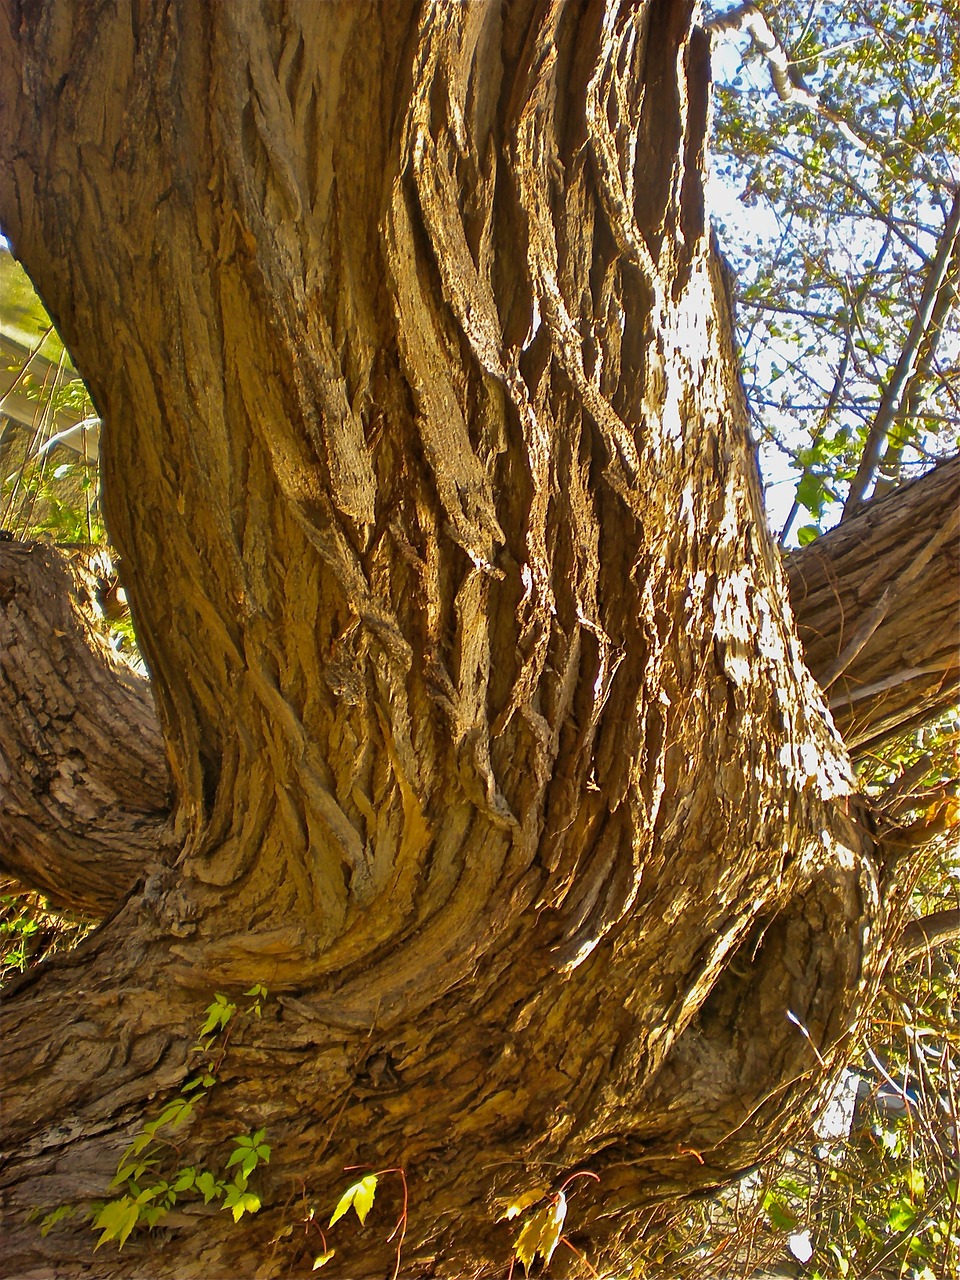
[786,454,960,754]
[897,908,960,961]
[0,540,173,913]
[843,187,960,517]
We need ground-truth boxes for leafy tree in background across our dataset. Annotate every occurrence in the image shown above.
[0,3,957,1277]
[708,0,960,544]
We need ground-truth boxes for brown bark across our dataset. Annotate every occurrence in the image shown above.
[3,448,954,920]
[0,2,909,1276]
[0,540,172,912]
[786,455,960,756]
[898,906,960,960]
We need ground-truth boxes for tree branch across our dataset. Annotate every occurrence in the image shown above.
[897,908,960,961]
[843,187,960,517]
[0,540,173,913]
[786,455,960,755]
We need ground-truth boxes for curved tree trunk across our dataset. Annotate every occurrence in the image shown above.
[0,3,919,1276]
[5,450,952,921]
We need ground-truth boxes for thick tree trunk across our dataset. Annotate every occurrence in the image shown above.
[5,449,952,919]
[0,3,918,1276]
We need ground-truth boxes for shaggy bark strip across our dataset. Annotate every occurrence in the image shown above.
[0,2,906,1275]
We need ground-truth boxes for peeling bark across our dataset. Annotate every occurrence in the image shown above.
[0,2,925,1276]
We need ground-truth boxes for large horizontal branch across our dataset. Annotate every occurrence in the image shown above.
[0,540,173,913]
[786,455,960,756]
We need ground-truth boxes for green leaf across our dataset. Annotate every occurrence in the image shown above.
[39,1205,75,1236]
[195,1170,219,1204]
[514,1192,567,1275]
[887,1198,917,1231]
[92,1196,140,1250]
[141,1204,168,1229]
[763,1191,799,1232]
[172,1167,196,1193]
[329,1174,379,1228]
[199,994,236,1038]
[796,523,820,546]
[796,470,827,517]
[223,1183,261,1222]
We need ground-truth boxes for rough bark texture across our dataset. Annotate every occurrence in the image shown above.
[0,2,916,1277]
[786,455,960,756]
[4,449,952,920]
[0,540,172,912]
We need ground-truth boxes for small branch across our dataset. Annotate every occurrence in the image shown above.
[843,187,960,518]
[706,3,908,160]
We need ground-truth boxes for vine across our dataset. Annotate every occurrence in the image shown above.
[38,984,271,1248]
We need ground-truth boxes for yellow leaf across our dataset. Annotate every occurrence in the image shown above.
[312,1250,336,1270]
[329,1174,378,1228]
[514,1193,567,1275]
[499,1186,549,1221]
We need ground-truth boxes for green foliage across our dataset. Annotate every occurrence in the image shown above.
[0,886,90,984]
[316,1167,408,1279]
[42,986,271,1250]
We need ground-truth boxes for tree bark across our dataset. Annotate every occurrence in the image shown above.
[4,450,952,918]
[0,2,921,1276]
[786,454,960,756]
[0,540,172,913]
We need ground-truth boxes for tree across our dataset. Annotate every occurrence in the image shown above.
[706,0,960,543]
[0,3,956,1277]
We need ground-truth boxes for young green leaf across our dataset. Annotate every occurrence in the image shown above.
[199,994,236,1037]
[92,1196,140,1250]
[172,1167,196,1193]
[39,1205,75,1237]
[329,1174,379,1228]
[222,1183,261,1222]
[195,1170,220,1204]
[762,1190,799,1232]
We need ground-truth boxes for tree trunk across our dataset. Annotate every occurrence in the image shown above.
[0,3,920,1276]
[5,452,952,920]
